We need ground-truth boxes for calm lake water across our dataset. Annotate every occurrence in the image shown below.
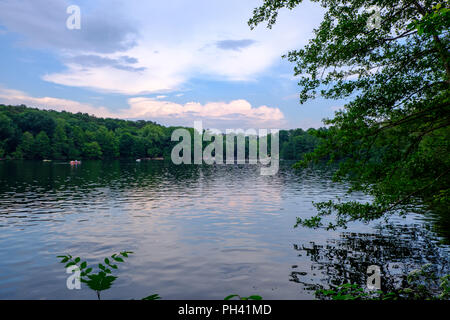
[0,160,448,299]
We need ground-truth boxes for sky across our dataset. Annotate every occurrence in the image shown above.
[0,0,346,130]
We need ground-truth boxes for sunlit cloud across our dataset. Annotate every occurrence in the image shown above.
[0,87,285,129]
[0,87,116,118]
[126,97,285,127]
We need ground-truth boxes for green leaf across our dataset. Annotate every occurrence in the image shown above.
[113,257,124,262]
[86,274,117,292]
[224,295,239,300]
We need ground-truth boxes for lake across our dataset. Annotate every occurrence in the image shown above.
[0,160,448,299]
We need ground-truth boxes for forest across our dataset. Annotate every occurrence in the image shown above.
[0,104,322,161]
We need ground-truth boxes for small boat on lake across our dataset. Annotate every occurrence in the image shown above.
[70,160,81,166]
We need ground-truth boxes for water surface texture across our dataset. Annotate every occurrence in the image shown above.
[0,160,448,299]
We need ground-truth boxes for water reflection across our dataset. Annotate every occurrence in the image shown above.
[0,160,448,299]
[291,222,450,294]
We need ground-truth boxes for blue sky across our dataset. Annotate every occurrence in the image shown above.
[0,0,345,130]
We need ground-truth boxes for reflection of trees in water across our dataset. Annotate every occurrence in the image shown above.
[424,205,450,244]
[290,223,450,293]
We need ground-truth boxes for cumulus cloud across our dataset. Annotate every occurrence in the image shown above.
[125,98,285,129]
[0,87,116,118]
[0,87,285,129]
[42,61,185,95]
[126,97,283,122]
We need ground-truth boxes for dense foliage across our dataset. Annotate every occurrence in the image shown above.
[249,0,450,228]
[0,104,172,160]
[0,104,322,161]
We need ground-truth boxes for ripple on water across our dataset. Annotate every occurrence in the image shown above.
[0,160,448,299]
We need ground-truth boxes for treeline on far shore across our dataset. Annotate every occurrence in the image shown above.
[0,104,325,161]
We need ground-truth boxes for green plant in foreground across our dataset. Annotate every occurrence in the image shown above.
[58,251,160,300]
[316,283,382,300]
[224,294,262,300]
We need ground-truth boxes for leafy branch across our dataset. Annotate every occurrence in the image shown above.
[58,251,135,300]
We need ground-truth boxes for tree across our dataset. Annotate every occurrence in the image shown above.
[118,132,136,158]
[17,110,56,136]
[67,138,82,159]
[17,131,35,159]
[95,126,119,158]
[1,104,322,161]
[141,124,165,157]
[0,113,14,158]
[0,113,14,141]
[34,131,52,159]
[249,0,450,228]
[52,121,69,159]
[82,141,102,159]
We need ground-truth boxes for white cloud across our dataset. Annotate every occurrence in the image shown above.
[42,62,186,95]
[0,87,116,118]
[0,87,285,129]
[35,0,323,95]
[126,97,284,127]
